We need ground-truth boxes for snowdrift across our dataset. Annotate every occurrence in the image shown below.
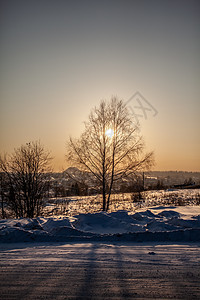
[0,206,200,243]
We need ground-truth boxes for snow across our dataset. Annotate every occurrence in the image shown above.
[0,205,200,243]
[1,201,200,298]
[0,242,200,299]
[72,211,145,234]
[41,188,200,216]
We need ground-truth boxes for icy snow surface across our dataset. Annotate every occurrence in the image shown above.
[0,206,200,243]
[1,243,200,299]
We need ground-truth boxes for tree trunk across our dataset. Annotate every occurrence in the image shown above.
[102,175,106,211]
[102,119,106,211]
[106,138,115,211]
[106,171,114,211]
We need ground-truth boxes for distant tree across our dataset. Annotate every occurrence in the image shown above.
[130,174,145,201]
[0,141,52,218]
[70,182,80,195]
[156,179,164,190]
[74,182,80,195]
[184,177,194,186]
[54,185,67,197]
[67,97,154,211]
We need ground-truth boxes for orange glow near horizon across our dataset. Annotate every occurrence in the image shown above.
[0,1,199,172]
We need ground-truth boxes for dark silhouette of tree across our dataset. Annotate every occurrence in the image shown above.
[156,179,164,190]
[70,183,80,195]
[0,172,7,218]
[67,97,154,211]
[0,141,52,218]
[130,173,145,202]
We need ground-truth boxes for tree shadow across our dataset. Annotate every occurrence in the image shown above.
[75,243,98,299]
[75,243,140,299]
[113,245,138,299]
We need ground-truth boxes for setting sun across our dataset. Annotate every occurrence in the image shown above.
[105,128,114,138]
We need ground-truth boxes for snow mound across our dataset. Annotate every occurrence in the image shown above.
[146,220,179,232]
[0,206,200,243]
[168,218,200,229]
[109,210,138,223]
[72,212,145,234]
[0,226,49,243]
[40,217,72,233]
[131,210,156,225]
[157,210,180,219]
[49,226,94,237]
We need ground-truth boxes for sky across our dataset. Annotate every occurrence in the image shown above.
[0,0,200,172]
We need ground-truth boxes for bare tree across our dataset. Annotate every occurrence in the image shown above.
[0,141,52,218]
[67,97,154,211]
[0,172,7,218]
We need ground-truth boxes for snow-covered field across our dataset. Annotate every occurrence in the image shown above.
[42,188,200,217]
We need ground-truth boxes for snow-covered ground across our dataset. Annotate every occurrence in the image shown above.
[0,242,200,299]
[42,188,200,217]
[1,193,200,299]
[0,205,200,243]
